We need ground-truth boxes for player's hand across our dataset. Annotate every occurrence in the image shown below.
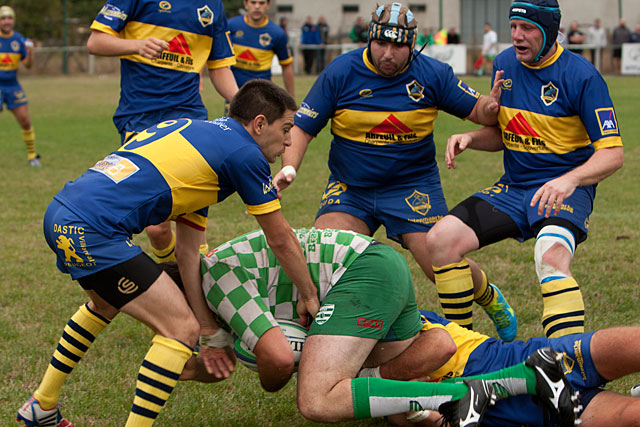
[486,69,504,115]
[138,37,169,59]
[529,174,580,218]
[25,38,34,50]
[296,296,320,327]
[199,344,236,379]
[273,166,296,199]
[445,133,472,169]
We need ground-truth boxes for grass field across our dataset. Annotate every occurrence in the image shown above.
[1,73,639,426]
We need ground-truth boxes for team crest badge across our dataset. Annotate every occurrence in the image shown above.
[197,5,213,27]
[405,80,424,102]
[405,190,431,215]
[11,40,19,51]
[315,304,335,325]
[235,30,244,38]
[259,33,272,47]
[541,81,558,106]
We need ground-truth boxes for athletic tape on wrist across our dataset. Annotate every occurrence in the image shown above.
[406,410,431,423]
[199,328,234,348]
[280,165,297,180]
[357,366,381,378]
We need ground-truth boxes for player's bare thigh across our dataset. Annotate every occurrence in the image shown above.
[579,390,640,426]
[315,212,371,235]
[10,104,31,129]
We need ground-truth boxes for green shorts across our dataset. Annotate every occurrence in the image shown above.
[308,244,422,341]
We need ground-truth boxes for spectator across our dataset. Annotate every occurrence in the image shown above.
[612,18,631,73]
[630,24,640,43]
[586,18,607,65]
[447,26,460,44]
[279,16,288,36]
[416,28,434,48]
[349,16,368,45]
[316,16,329,73]
[567,20,586,54]
[300,16,321,74]
[473,23,497,76]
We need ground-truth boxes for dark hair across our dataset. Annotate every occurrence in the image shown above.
[229,79,298,125]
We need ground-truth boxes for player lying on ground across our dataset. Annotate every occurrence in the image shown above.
[166,228,580,426]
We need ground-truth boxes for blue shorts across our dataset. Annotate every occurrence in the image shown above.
[43,199,143,280]
[473,182,594,242]
[113,105,208,145]
[0,82,28,110]
[316,174,448,246]
[465,331,605,426]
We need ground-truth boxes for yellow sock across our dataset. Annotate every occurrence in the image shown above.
[473,270,495,307]
[433,259,474,329]
[151,232,176,262]
[126,335,192,426]
[22,127,36,160]
[541,277,585,337]
[34,303,109,409]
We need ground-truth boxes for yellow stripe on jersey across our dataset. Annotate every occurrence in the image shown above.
[90,21,119,37]
[332,108,438,146]
[208,31,236,70]
[421,319,489,380]
[119,21,215,73]
[499,106,593,154]
[246,199,281,216]
[233,43,275,71]
[122,120,220,222]
[0,52,21,71]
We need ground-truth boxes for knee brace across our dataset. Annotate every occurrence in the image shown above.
[534,225,575,283]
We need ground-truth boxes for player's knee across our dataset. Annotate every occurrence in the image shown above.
[298,394,333,422]
[534,225,575,282]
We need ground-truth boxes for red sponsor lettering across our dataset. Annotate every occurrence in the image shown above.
[356,317,384,329]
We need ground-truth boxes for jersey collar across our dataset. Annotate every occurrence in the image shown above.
[521,42,563,69]
[362,47,409,76]
[244,14,269,28]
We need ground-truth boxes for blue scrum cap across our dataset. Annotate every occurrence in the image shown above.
[369,2,418,50]
[509,0,561,62]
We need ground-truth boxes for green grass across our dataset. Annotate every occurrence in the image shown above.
[1,73,639,426]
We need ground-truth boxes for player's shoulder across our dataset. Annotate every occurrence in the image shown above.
[228,15,243,26]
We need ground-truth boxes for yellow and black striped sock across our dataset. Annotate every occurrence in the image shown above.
[473,269,496,307]
[433,259,474,329]
[22,127,36,160]
[540,277,585,337]
[126,335,192,426]
[151,232,176,263]
[33,303,110,409]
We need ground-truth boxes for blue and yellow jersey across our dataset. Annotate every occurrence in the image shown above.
[90,0,235,119]
[419,310,490,380]
[294,48,480,187]
[53,118,280,236]
[494,44,623,187]
[228,15,291,87]
[0,30,27,84]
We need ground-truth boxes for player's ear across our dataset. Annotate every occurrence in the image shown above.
[253,114,267,135]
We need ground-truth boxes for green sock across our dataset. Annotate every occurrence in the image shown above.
[444,362,536,399]
[351,377,468,419]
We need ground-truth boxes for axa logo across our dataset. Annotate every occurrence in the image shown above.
[56,235,84,263]
[118,277,139,294]
[595,108,618,135]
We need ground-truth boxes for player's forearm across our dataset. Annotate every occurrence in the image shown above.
[208,67,238,102]
[268,229,317,301]
[282,64,295,98]
[87,30,141,56]
[471,94,499,126]
[563,145,623,186]
[282,126,313,170]
[465,125,503,152]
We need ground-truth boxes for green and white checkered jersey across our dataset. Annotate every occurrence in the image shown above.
[201,228,373,349]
